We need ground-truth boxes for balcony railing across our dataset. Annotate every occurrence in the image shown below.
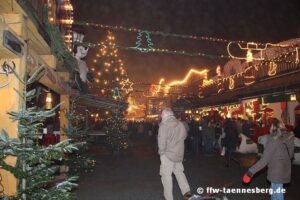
[17,0,51,44]
[202,49,300,96]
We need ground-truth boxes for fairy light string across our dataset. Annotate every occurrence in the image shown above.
[76,41,230,59]
[133,31,154,52]
[74,21,268,45]
[202,48,300,91]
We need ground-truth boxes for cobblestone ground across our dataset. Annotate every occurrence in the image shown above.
[76,138,300,200]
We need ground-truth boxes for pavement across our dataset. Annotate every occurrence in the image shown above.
[76,138,300,200]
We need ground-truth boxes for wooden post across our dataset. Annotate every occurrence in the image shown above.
[60,95,70,140]
[0,57,24,196]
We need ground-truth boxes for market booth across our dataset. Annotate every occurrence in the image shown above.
[0,0,74,195]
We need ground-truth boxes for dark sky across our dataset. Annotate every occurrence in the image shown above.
[71,0,300,84]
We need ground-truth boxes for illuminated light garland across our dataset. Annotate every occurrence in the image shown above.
[133,31,154,52]
[75,42,230,59]
[162,69,208,94]
[74,21,274,45]
[268,62,277,76]
[167,69,208,87]
[152,78,165,96]
[296,47,299,64]
[217,76,224,93]
[227,41,292,61]
[202,79,214,87]
[243,65,257,86]
[202,49,299,90]
[229,76,235,90]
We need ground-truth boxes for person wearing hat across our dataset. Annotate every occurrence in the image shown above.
[242,119,294,200]
[158,108,191,200]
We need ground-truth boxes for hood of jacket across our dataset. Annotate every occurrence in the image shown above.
[162,116,180,127]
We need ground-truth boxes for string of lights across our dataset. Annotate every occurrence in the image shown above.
[227,41,295,61]
[202,49,300,90]
[76,42,231,59]
[74,20,272,45]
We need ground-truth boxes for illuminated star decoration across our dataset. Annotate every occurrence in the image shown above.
[121,78,133,94]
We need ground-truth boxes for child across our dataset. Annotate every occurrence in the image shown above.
[243,125,294,200]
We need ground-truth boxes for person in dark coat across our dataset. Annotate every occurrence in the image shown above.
[243,130,294,200]
[189,119,200,154]
[242,118,254,137]
[202,120,215,154]
[293,119,300,139]
[214,121,222,150]
[223,119,240,166]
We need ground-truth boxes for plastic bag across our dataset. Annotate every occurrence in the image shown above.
[221,147,226,156]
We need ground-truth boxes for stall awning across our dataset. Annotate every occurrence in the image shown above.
[38,66,72,95]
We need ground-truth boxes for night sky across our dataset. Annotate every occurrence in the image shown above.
[71,0,300,84]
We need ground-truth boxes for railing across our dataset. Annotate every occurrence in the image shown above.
[202,50,300,96]
[258,53,299,80]
[25,0,47,22]
[16,0,51,44]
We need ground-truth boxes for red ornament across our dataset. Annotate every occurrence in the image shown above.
[280,101,287,110]
[239,103,244,113]
[242,173,252,184]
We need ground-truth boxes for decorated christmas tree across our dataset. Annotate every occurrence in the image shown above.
[90,31,133,99]
[0,66,77,200]
[106,111,129,154]
[64,100,96,175]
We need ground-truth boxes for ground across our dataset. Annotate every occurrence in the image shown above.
[76,138,300,200]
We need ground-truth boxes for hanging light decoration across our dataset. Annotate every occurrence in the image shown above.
[290,94,297,102]
[45,91,53,110]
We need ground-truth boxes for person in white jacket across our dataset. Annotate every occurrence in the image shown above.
[158,108,191,200]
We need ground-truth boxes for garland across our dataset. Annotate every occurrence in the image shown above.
[76,42,230,59]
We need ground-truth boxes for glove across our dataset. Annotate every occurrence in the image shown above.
[242,171,253,184]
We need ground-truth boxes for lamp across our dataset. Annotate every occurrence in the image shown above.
[45,92,52,109]
[290,94,297,102]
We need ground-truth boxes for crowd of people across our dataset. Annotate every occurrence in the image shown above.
[90,108,299,200]
[156,108,296,200]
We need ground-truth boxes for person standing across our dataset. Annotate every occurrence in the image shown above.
[214,121,222,150]
[190,118,200,154]
[202,120,215,154]
[223,119,240,167]
[293,119,300,139]
[158,108,191,200]
[243,129,294,200]
[242,118,254,137]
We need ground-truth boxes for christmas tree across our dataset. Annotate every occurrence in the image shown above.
[106,111,129,154]
[90,31,133,99]
[0,66,77,200]
[64,100,96,175]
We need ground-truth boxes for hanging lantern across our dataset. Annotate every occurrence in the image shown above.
[45,92,53,109]
[290,94,297,102]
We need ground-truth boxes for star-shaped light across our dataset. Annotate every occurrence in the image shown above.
[121,78,133,94]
